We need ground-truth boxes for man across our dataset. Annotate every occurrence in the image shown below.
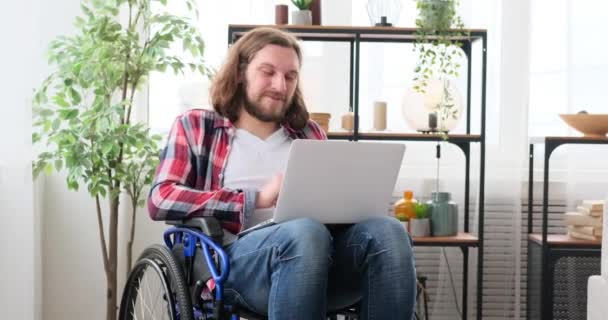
[148,27,416,319]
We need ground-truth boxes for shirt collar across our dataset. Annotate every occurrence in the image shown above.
[213,113,298,139]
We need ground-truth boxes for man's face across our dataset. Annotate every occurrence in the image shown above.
[242,44,300,123]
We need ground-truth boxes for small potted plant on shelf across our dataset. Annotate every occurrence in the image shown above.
[411,203,431,237]
[291,0,313,25]
[410,0,468,134]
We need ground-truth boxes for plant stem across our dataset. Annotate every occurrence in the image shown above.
[107,195,119,320]
[127,197,137,272]
[95,195,110,275]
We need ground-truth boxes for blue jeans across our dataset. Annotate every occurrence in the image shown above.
[223,216,417,319]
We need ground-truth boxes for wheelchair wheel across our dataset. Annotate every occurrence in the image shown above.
[119,244,194,320]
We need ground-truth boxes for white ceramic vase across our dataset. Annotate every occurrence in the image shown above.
[291,10,312,25]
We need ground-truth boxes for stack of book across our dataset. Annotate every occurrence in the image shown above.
[564,200,604,241]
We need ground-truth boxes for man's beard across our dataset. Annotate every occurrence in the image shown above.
[242,83,291,123]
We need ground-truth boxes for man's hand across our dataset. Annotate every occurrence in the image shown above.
[256,173,283,209]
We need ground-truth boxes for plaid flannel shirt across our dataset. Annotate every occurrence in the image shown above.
[147,109,327,234]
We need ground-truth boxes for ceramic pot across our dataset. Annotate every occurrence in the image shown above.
[291,10,312,25]
[410,218,431,237]
[427,191,458,236]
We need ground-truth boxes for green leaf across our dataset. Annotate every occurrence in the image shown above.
[55,159,63,172]
[42,119,52,132]
[69,109,79,119]
[52,118,61,131]
[38,108,54,117]
[69,88,81,105]
[44,163,53,175]
[102,142,114,155]
[32,132,41,144]
[53,94,70,107]
[67,179,79,190]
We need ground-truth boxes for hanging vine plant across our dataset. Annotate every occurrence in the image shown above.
[413,0,468,92]
[411,0,469,134]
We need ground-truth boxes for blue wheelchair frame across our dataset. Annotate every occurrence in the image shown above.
[163,226,238,320]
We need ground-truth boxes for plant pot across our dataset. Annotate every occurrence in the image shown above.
[291,10,312,25]
[417,0,455,30]
[399,220,410,233]
[410,218,431,237]
[309,112,331,133]
[427,191,458,236]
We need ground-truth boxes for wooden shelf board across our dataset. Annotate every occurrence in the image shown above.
[229,24,487,41]
[530,136,608,144]
[413,232,478,247]
[327,131,481,142]
[528,233,602,248]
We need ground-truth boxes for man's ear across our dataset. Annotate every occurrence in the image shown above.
[236,67,245,84]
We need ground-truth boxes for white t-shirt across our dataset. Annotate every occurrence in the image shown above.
[223,128,292,228]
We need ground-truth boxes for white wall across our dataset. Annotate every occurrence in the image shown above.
[0,0,42,319]
[0,1,164,319]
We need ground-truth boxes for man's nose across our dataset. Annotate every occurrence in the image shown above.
[271,74,286,93]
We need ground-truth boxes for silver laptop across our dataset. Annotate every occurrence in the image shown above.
[274,139,405,223]
[238,140,405,236]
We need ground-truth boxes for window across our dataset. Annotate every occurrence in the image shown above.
[528,0,608,137]
[148,0,276,133]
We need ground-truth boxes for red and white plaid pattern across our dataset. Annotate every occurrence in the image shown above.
[148,109,326,233]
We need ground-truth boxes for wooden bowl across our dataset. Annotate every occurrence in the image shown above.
[559,114,608,137]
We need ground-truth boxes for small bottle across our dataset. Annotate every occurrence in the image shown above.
[394,190,417,226]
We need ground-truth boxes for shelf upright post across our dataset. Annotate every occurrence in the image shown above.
[349,39,355,112]
[528,144,534,234]
[463,41,472,135]
[353,32,360,141]
[463,246,469,320]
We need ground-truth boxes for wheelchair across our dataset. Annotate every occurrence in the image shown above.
[118,217,360,320]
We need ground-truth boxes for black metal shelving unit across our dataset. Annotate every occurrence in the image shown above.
[527,136,607,320]
[228,25,488,320]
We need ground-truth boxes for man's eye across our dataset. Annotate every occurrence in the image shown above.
[262,70,274,76]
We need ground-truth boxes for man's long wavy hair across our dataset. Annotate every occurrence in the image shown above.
[210,27,309,130]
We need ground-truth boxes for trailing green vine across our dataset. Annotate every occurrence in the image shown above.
[412,0,469,134]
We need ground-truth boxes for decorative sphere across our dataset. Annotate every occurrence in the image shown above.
[402,78,464,133]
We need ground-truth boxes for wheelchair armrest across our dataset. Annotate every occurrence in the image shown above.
[166,217,224,243]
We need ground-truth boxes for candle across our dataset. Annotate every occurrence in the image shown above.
[373,101,387,131]
[428,113,438,131]
[341,112,354,131]
[275,5,288,25]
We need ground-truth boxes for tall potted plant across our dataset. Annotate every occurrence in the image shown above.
[411,0,468,133]
[31,0,209,319]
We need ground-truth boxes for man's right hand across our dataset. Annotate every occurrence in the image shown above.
[256,173,283,209]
